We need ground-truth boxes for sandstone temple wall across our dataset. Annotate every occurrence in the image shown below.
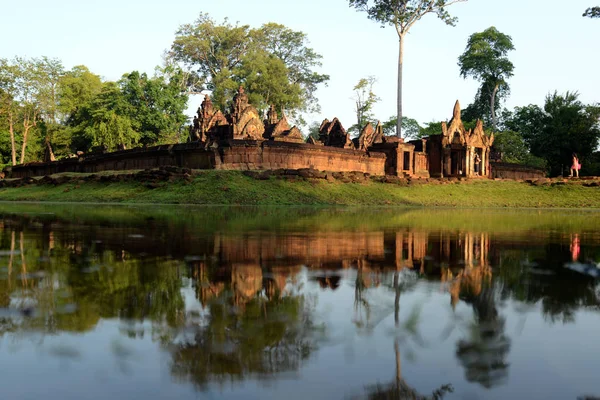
[490,162,546,180]
[8,140,386,178]
[215,141,386,174]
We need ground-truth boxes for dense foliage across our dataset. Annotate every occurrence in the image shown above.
[458,27,515,130]
[504,92,600,176]
[583,6,600,17]
[169,14,329,119]
[0,58,189,164]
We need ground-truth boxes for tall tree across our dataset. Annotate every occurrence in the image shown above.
[348,0,466,138]
[70,82,140,152]
[58,65,103,121]
[169,13,328,117]
[349,76,380,135]
[34,57,65,161]
[118,70,189,145]
[0,59,19,165]
[458,27,515,131]
[583,7,600,17]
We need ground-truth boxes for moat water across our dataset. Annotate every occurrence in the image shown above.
[1,204,600,400]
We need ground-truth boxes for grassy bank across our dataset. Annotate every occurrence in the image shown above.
[0,170,599,208]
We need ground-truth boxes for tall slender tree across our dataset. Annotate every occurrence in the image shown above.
[0,59,19,165]
[350,76,380,135]
[458,27,515,130]
[348,0,467,138]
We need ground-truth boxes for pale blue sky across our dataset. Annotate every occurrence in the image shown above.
[1,0,598,129]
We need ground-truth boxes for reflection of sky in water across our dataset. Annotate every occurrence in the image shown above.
[1,206,600,399]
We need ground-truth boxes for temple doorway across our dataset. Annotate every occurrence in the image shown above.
[451,150,465,176]
[403,152,411,171]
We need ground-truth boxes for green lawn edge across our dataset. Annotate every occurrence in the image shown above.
[0,171,599,208]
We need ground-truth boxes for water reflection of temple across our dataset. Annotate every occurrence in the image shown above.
[181,230,494,309]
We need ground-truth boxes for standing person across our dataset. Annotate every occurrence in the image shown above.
[474,153,481,176]
[570,153,580,178]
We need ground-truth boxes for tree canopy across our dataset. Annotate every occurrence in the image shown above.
[169,14,329,118]
[348,0,466,138]
[68,71,189,151]
[458,27,515,130]
[349,76,380,136]
[504,92,600,176]
[583,6,600,17]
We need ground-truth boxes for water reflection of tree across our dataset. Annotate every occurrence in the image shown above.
[0,225,186,336]
[357,269,453,400]
[169,266,320,390]
[455,285,510,389]
[496,241,600,324]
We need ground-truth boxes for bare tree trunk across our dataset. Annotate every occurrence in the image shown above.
[490,83,499,131]
[394,271,400,325]
[44,139,56,162]
[9,111,16,166]
[397,34,405,138]
[8,231,15,288]
[20,115,35,165]
[395,340,402,383]
[20,122,29,165]
[20,231,28,288]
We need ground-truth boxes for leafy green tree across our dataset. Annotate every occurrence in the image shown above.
[458,27,515,130]
[382,116,422,139]
[33,57,65,161]
[71,82,140,151]
[254,23,329,114]
[0,59,19,165]
[349,76,380,136]
[348,0,466,138]
[118,70,189,145]
[68,70,188,151]
[59,65,103,121]
[505,92,600,176]
[307,121,320,141]
[583,7,600,17]
[419,121,444,137]
[492,130,546,168]
[54,65,104,157]
[169,14,328,117]
[0,57,65,164]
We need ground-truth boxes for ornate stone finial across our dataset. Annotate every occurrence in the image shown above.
[453,100,461,120]
[201,95,214,118]
[231,86,249,121]
[358,123,375,150]
[267,105,278,125]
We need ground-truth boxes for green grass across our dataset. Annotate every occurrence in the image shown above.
[0,170,598,208]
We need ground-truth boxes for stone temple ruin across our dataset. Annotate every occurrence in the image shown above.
[8,87,544,180]
[186,86,495,179]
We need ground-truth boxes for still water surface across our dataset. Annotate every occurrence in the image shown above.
[1,204,600,400]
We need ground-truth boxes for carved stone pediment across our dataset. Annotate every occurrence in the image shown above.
[441,100,493,149]
[319,117,353,148]
[270,116,292,137]
[306,136,320,145]
[273,125,304,143]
